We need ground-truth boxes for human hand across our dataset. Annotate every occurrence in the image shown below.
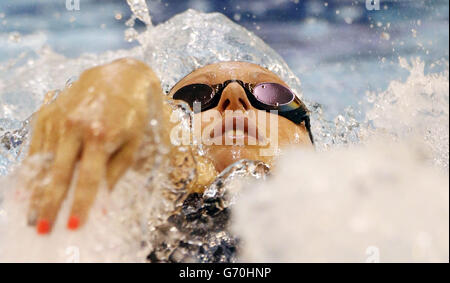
[26,58,162,234]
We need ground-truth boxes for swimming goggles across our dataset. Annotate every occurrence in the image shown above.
[172,80,314,143]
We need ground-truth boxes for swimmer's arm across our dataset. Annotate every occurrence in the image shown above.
[26,58,166,234]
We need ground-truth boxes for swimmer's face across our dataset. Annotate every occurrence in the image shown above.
[169,61,313,172]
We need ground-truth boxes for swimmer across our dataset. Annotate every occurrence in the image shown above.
[25,58,314,234]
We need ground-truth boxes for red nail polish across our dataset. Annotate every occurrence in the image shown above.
[67,215,80,230]
[37,219,50,235]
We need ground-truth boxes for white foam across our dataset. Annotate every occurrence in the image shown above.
[232,58,449,263]
[0,164,153,262]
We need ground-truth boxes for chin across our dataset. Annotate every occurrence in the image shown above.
[204,145,274,172]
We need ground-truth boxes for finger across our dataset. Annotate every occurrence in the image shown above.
[106,139,140,191]
[26,164,50,226]
[27,108,53,225]
[67,141,108,230]
[28,91,59,156]
[29,114,60,158]
[28,110,47,156]
[36,130,81,234]
[41,116,60,154]
[27,94,68,223]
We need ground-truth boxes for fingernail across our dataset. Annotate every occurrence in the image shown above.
[37,219,51,235]
[67,215,80,231]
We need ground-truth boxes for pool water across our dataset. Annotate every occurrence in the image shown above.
[0,0,448,262]
[1,0,448,118]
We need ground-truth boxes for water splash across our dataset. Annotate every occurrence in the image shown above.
[0,4,448,262]
[232,57,449,262]
[310,57,449,170]
[125,0,153,42]
[363,57,449,169]
[147,159,269,263]
[126,0,152,27]
[233,141,449,262]
[137,9,303,96]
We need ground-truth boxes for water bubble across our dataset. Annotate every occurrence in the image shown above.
[125,15,136,27]
[115,12,123,20]
[125,28,139,42]
[8,32,21,43]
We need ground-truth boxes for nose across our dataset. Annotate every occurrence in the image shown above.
[216,82,252,112]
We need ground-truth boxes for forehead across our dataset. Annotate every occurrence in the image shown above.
[169,61,289,95]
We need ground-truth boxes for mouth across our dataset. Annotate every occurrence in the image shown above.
[208,114,266,145]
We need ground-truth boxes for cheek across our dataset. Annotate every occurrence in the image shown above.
[196,111,217,131]
[271,114,311,146]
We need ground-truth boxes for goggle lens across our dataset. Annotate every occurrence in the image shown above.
[253,83,294,106]
[172,84,214,108]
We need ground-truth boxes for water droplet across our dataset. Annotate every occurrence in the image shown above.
[381,32,390,41]
[124,28,139,42]
[8,32,21,43]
